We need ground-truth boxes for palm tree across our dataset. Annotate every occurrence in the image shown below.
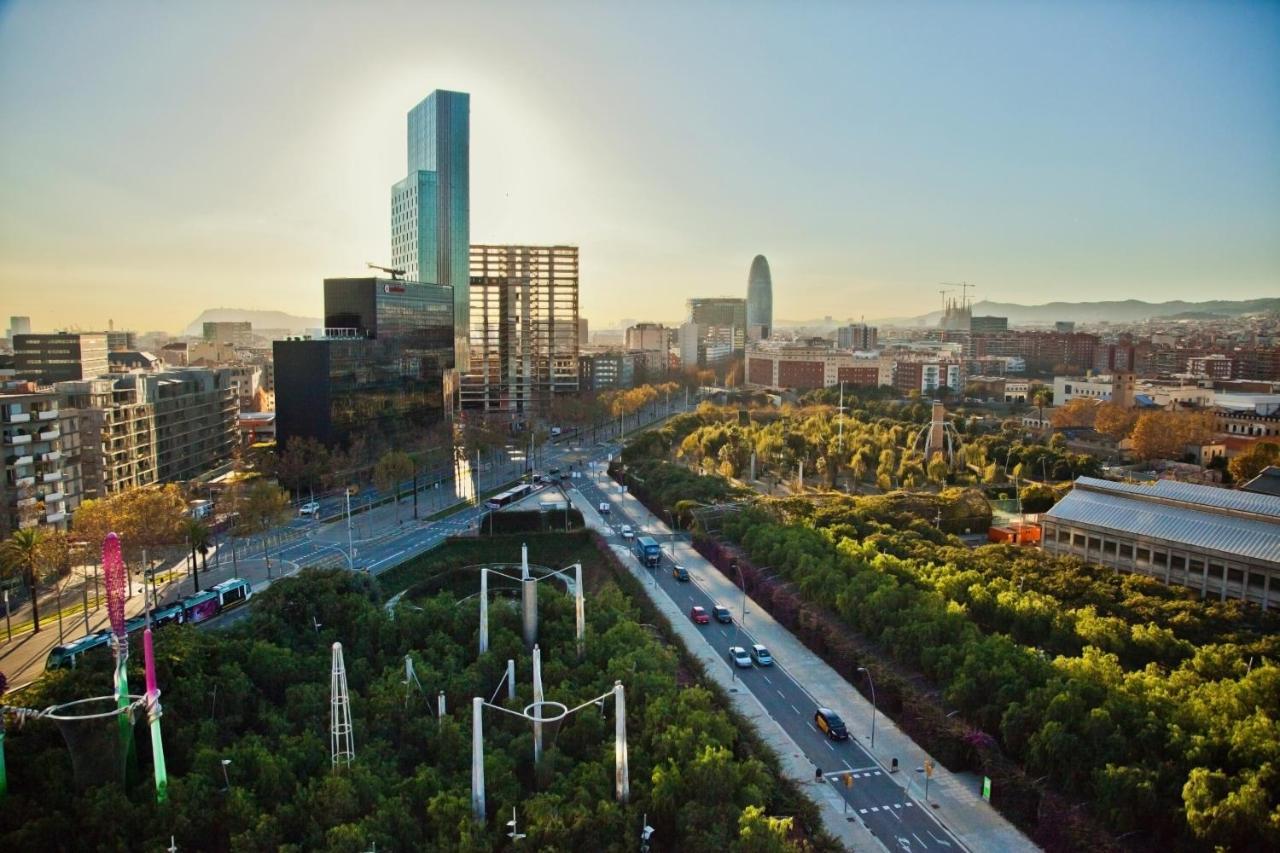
[182,519,210,593]
[1032,387,1053,427]
[1,528,47,633]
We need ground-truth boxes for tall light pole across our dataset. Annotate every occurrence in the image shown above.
[857,666,877,749]
[729,561,747,681]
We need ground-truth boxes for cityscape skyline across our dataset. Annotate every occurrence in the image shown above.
[2,1,1279,333]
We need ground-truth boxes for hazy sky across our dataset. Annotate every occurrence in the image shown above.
[2,0,1278,333]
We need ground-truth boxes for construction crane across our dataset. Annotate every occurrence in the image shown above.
[366,262,406,280]
[937,288,952,312]
[941,281,976,309]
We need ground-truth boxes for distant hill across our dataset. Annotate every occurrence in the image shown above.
[854,297,1280,327]
[183,308,321,337]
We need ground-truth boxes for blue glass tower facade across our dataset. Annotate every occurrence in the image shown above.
[392,89,470,368]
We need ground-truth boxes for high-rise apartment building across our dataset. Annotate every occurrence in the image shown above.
[747,255,773,340]
[56,378,157,499]
[275,278,455,449]
[462,245,579,416]
[0,385,82,534]
[14,332,109,383]
[836,323,879,351]
[391,89,470,368]
[578,317,589,349]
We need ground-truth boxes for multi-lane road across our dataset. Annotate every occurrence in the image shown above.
[572,470,964,852]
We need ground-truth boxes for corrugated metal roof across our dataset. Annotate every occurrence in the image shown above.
[1072,477,1280,520]
[1045,485,1280,564]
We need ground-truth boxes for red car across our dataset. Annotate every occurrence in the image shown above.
[690,606,710,624]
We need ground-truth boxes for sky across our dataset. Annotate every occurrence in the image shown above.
[1,0,1278,333]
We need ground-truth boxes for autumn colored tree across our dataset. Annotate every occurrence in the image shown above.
[72,484,188,567]
[1094,402,1139,441]
[1130,411,1215,461]
[1050,398,1098,429]
[1227,441,1279,483]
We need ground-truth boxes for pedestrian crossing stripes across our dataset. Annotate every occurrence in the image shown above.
[859,802,912,815]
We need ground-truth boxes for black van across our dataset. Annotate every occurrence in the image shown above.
[814,708,849,741]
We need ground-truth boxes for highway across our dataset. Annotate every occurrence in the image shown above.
[572,470,965,853]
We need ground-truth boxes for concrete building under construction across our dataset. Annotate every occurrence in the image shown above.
[462,245,580,418]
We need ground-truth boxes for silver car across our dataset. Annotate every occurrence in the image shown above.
[729,646,752,668]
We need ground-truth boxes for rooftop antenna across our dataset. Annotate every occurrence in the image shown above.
[366,262,406,280]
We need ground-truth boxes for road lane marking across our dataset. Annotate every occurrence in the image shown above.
[806,722,817,732]
[824,741,835,751]
[791,704,801,714]
[776,689,786,699]
[761,674,772,684]
[912,833,927,848]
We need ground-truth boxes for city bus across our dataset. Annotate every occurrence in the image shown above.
[485,483,535,510]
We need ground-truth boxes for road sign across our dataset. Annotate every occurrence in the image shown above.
[982,776,992,802]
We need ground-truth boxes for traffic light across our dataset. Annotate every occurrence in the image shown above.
[925,759,935,778]
[844,773,854,789]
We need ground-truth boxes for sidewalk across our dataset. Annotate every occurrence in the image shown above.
[569,490,879,852]
[601,486,1038,853]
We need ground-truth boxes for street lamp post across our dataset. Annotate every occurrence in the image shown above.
[857,667,877,749]
[729,561,748,681]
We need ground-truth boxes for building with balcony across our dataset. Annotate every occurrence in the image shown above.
[1042,477,1280,610]
[55,378,158,500]
[1,385,82,534]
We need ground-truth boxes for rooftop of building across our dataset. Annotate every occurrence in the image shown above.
[1242,467,1280,498]
[1045,476,1280,564]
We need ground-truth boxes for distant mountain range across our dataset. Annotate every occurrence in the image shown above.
[783,298,1280,328]
[183,308,321,337]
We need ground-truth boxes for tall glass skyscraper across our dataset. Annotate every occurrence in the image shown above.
[747,255,773,340]
[392,89,470,368]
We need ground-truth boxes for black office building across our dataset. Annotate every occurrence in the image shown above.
[275,278,454,450]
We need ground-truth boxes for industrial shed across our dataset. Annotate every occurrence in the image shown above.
[1041,477,1280,610]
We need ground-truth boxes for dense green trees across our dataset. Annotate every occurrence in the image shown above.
[1,536,832,852]
[612,411,1280,850]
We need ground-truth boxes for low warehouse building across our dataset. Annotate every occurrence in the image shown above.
[1041,477,1280,610]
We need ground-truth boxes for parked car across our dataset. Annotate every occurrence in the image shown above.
[299,501,321,517]
[729,646,752,668]
[620,524,634,539]
[672,564,690,582]
[814,707,849,741]
[750,644,773,666]
[598,502,611,515]
[690,606,710,625]
[712,605,732,624]
[550,426,562,436]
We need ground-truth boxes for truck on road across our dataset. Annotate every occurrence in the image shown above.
[636,535,662,567]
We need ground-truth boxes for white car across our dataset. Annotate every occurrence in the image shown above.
[598,502,611,515]
[620,525,634,539]
[299,501,321,517]
[729,646,752,668]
